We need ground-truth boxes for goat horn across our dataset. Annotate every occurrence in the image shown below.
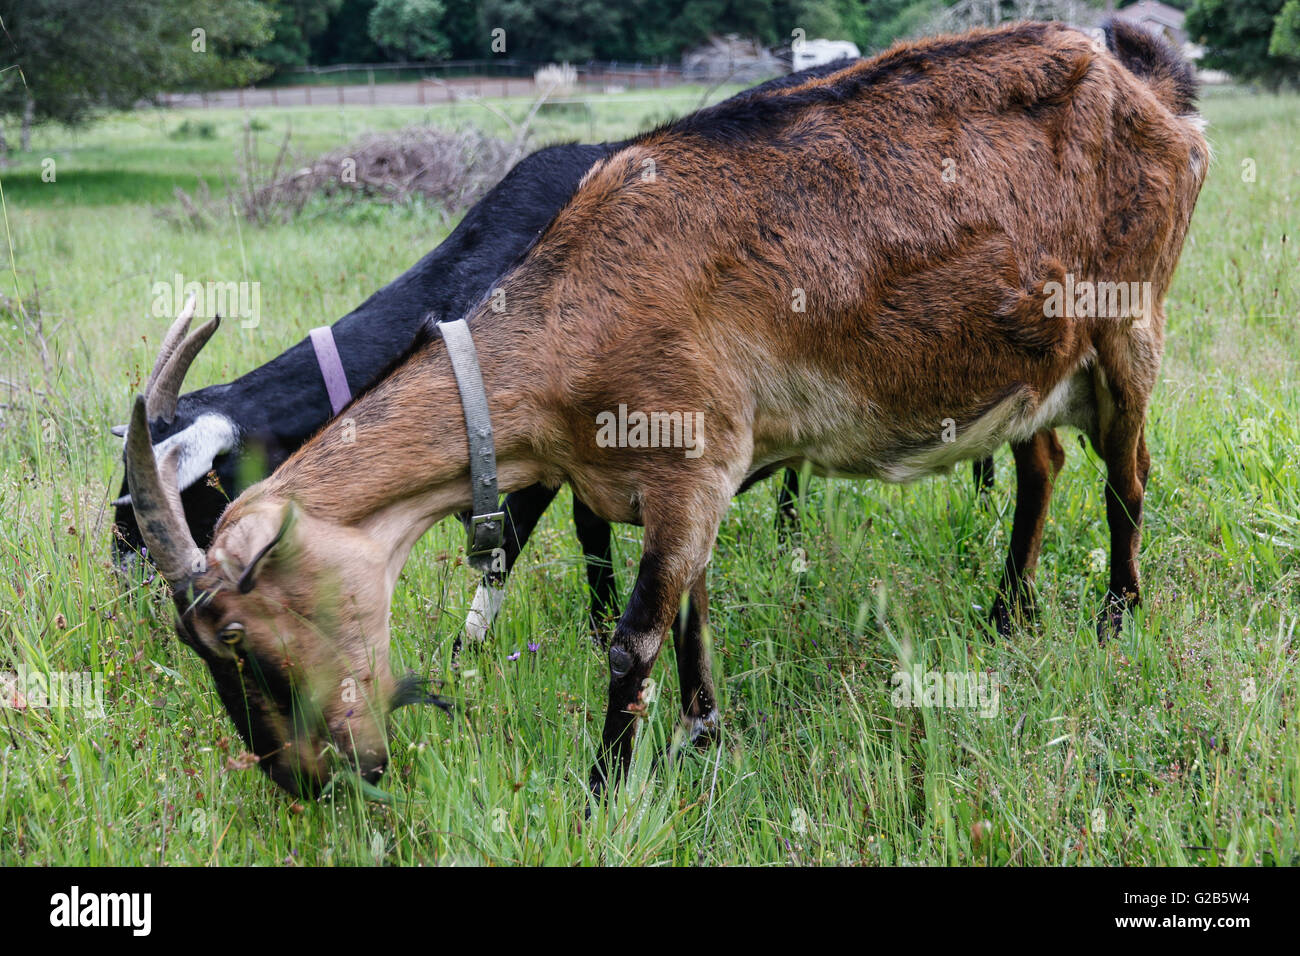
[124,394,203,586]
[144,292,197,399]
[145,313,220,424]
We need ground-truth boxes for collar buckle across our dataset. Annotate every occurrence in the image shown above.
[468,511,506,568]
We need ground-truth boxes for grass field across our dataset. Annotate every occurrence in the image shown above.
[0,86,1297,866]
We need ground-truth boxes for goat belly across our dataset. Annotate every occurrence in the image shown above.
[760,350,1100,485]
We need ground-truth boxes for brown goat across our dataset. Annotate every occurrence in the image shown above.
[124,20,1207,797]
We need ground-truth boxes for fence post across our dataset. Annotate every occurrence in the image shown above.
[305,84,311,106]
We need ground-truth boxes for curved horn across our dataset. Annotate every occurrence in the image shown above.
[145,314,220,424]
[124,394,202,586]
[144,292,197,398]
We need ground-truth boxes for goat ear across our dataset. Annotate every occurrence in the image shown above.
[238,500,300,594]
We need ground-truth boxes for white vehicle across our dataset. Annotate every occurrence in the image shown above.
[792,37,861,71]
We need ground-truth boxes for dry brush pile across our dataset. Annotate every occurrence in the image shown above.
[163,123,515,228]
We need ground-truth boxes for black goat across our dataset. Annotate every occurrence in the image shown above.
[113,139,615,552]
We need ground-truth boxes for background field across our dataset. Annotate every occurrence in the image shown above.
[0,86,1296,866]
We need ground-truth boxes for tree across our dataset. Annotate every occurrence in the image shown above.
[477,0,632,61]
[1186,0,1300,90]
[258,0,344,68]
[320,0,947,66]
[857,0,941,51]
[315,0,384,64]
[0,0,274,146]
[1270,0,1300,60]
[367,0,451,61]
[439,0,482,58]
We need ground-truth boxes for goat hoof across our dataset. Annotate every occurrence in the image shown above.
[608,645,633,680]
[684,708,721,749]
[1096,594,1129,644]
[988,588,1039,640]
[664,709,723,768]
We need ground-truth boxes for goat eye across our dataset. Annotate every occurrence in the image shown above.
[219,623,246,645]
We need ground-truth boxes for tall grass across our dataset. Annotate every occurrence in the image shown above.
[0,88,1296,865]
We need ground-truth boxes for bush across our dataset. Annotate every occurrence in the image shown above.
[169,119,217,140]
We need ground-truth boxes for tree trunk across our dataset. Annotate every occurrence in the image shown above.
[20,97,34,152]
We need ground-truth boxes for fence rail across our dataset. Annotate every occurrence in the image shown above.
[268,59,681,85]
[156,58,785,109]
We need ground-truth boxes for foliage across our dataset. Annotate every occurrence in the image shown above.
[0,0,274,129]
[1269,0,1300,60]
[0,87,1296,865]
[1187,0,1300,90]
[257,0,345,68]
[367,0,452,62]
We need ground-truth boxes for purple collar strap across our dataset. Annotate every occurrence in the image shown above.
[308,326,352,416]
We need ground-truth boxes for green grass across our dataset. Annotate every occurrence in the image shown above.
[0,89,721,207]
[0,88,1297,866]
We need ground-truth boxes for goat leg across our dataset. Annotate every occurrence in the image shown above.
[590,489,724,797]
[572,491,619,645]
[1097,415,1149,643]
[1091,331,1157,643]
[973,455,996,502]
[990,430,1064,639]
[671,570,719,750]
[775,466,801,534]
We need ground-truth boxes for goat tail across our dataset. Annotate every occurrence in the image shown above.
[1101,17,1199,116]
